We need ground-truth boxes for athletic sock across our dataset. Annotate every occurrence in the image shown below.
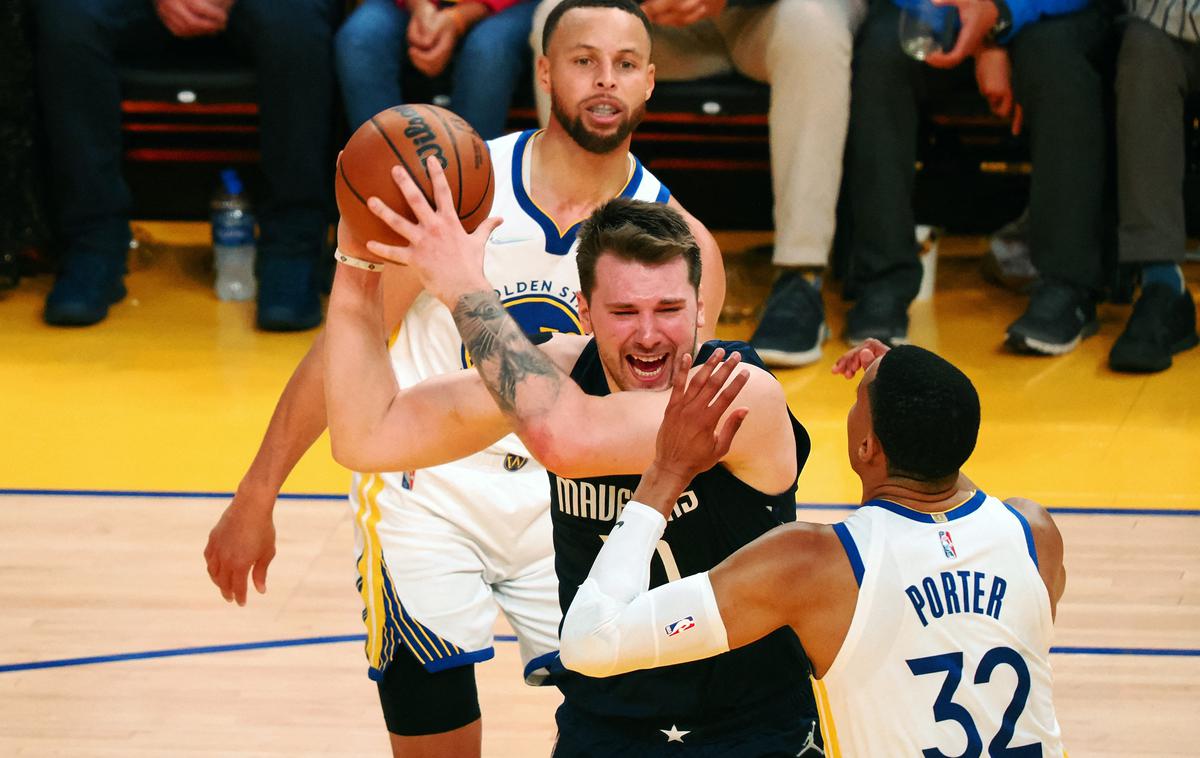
[1141,262,1184,295]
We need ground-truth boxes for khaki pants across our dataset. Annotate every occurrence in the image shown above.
[531,0,866,267]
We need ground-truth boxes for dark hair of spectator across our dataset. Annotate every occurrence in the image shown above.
[867,345,980,483]
[576,198,701,299]
[542,0,653,54]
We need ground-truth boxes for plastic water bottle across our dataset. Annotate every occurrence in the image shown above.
[212,168,256,301]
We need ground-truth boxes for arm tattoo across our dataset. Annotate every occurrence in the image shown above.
[452,290,562,417]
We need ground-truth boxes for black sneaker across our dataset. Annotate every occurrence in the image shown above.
[750,270,828,367]
[1005,281,1098,355]
[256,253,323,332]
[844,291,909,346]
[1109,284,1199,373]
[44,252,128,327]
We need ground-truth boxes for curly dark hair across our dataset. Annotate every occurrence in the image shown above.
[868,345,981,482]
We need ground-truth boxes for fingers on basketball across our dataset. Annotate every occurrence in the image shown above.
[335,104,495,252]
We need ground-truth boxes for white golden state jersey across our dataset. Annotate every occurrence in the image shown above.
[346,129,670,679]
[815,491,1064,757]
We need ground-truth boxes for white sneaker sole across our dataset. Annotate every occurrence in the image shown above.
[756,323,830,367]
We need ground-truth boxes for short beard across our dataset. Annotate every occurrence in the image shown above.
[551,93,645,155]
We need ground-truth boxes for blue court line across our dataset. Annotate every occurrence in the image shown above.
[1,488,1197,516]
[1,636,1196,674]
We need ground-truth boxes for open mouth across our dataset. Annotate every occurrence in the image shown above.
[585,101,622,125]
[626,353,668,380]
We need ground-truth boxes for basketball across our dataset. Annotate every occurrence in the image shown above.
[334,104,495,248]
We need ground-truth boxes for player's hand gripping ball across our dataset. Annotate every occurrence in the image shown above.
[335,104,495,253]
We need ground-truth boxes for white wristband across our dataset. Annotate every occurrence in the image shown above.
[334,249,385,272]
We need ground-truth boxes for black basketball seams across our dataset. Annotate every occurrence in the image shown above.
[337,156,369,208]
[369,114,434,206]
[426,106,465,210]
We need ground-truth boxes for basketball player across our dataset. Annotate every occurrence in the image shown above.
[558,338,1068,757]
[325,189,822,754]
[203,0,724,755]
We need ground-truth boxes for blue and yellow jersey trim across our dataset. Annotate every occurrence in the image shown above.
[867,489,987,524]
[811,677,843,758]
[354,473,494,679]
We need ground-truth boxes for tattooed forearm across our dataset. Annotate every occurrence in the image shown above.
[452,290,562,417]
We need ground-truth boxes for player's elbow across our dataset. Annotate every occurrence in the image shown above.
[520,424,580,475]
[559,598,620,678]
[329,437,384,473]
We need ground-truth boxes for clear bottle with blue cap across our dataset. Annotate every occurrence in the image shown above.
[211,168,257,302]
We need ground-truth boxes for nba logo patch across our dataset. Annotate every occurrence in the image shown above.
[938,530,957,559]
[401,471,415,490]
[664,616,696,637]
[503,454,528,472]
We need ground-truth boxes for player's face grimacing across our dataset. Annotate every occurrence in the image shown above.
[578,252,701,392]
[542,8,654,154]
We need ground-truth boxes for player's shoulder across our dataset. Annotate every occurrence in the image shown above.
[486,129,529,168]
[753,522,845,588]
[1002,496,1063,556]
[695,340,783,395]
[537,332,591,372]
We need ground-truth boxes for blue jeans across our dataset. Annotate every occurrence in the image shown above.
[34,0,337,259]
[335,0,535,138]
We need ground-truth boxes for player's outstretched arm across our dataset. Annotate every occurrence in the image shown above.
[560,354,825,677]
[324,231,513,474]
[205,227,423,606]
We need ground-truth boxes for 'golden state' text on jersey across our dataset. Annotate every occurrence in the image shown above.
[816,492,1064,757]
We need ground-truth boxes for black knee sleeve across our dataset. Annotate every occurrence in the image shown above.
[376,649,481,736]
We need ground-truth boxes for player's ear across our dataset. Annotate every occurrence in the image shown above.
[695,294,706,331]
[536,54,552,96]
[577,290,594,335]
[645,62,655,102]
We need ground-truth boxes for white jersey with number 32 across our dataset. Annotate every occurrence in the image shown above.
[815,491,1064,758]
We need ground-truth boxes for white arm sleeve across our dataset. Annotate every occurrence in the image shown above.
[560,501,731,678]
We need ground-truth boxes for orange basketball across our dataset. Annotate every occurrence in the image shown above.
[334,104,495,248]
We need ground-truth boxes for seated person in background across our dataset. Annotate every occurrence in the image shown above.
[1107,1,1199,373]
[530,0,869,368]
[561,338,1068,757]
[335,0,537,137]
[34,0,338,331]
[844,0,1113,355]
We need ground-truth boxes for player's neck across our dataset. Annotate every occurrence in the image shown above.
[533,125,633,208]
[862,473,975,513]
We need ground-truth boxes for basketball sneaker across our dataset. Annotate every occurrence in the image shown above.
[1109,284,1198,373]
[1005,281,1098,355]
[750,270,828,367]
[256,250,323,332]
[844,290,909,347]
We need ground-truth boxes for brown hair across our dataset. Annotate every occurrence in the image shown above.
[575,198,701,298]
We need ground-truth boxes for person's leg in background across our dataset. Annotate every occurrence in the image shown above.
[1109,18,1199,372]
[842,0,925,346]
[227,0,337,332]
[1004,5,1111,355]
[451,0,538,139]
[717,0,865,366]
[34,0,167,326]
[335,0,411,131]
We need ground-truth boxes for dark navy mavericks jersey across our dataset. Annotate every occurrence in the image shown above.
[549,339,817,727]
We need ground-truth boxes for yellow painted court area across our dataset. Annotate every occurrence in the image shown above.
[0,224,1198,756]
[0,223,1197,509]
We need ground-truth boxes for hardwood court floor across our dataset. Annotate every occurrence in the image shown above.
[1,224,1198,756]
